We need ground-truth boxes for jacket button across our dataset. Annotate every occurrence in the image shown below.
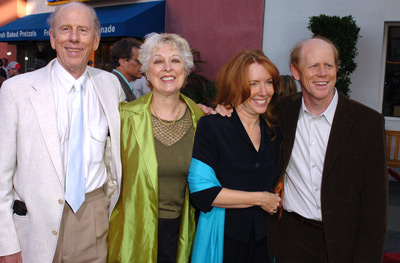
[58,199,64,205]
[52,230,58,235]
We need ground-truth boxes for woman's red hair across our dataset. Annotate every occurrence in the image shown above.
[215,49,280,135]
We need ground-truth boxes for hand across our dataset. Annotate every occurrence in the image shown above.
[0,252,22,263]
[258,192,281,215]
[197,103,216,115]
[215,104,233,117]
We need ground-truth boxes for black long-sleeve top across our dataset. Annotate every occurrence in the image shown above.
[190,109,281,243]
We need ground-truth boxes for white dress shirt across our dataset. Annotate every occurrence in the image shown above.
[52,60,109,193]
[283,90,338,221]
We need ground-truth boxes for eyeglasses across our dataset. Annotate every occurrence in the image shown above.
[127,57,141,65]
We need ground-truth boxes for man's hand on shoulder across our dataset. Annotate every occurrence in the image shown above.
[197,103,233,117]
[197,103,216,115]
[215,104,232,117]
[0,252,22,263]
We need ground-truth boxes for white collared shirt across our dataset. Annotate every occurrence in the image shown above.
[52,60,109,193]
[283,90,338,221]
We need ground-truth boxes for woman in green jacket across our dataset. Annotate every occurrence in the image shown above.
[108,33,204,263]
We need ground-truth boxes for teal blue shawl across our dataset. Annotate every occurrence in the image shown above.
[188,158,224,263]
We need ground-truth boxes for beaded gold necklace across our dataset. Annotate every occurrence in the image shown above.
[151,103,182,126]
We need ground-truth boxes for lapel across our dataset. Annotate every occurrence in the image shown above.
[281,94,302,171]
[89,67,122,183]
[88,67,106,114]
[130,93,159,194]
[30,59,65,187]
[322,93,353,181]
[232,109,254,147]
[88,67,116,138]
[229,109,267,153]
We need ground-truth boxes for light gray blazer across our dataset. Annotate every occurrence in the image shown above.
[0,59,124,262]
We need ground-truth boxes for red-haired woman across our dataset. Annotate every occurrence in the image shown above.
[188,50,282,263]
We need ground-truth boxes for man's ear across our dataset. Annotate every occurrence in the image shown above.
[290,64,301,81]
[118,58,126,68]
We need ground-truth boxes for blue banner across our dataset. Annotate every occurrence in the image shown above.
[0,1,165,42]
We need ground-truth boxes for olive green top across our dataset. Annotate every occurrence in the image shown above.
[153,108,194,219]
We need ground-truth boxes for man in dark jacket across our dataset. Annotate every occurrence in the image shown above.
[268,36,387,263]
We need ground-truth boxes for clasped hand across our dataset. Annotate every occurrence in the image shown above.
[258,192,281,215]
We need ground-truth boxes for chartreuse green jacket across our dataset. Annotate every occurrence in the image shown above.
[108,92,204,263]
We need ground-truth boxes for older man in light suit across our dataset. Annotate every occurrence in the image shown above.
[0,2,123,263]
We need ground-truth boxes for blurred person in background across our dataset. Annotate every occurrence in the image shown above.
[277,74,297,97]
[2,58,8,78]
[34,59,47,70]
[110,37,143,102]
[130,74,151,98]
[6,61,20,78]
